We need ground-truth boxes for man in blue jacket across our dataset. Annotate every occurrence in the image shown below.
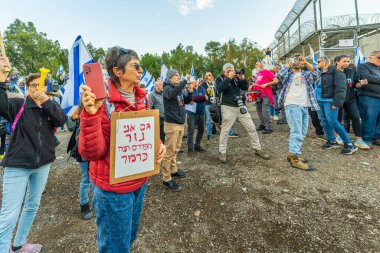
[357,50,380,147]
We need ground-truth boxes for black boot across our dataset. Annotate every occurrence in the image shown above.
[80,203,94,220]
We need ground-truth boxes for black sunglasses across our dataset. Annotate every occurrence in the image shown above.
[131,63,144,72]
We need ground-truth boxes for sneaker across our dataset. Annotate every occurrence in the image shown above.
[341,143,359,155]
[219,152,227,163]
[171,170,187,178]
[255,149,271,160]
[228,133,239,138]
[373,138,380,146]
[272,115,279,121]
[256,125,265,131]
[322,141,340,150]
[163,179,182,191]
[194,145,206,152]
[354,139,371,150]
[80,203,94,220]
[10,243,43,253]
[207,135,211,140]
[335,136,343,145]
[262,129,273,134]
[277,120,287,125]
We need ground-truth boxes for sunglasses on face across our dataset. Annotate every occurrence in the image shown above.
[131,63,144,72]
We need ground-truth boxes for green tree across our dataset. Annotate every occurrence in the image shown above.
[140,53,161,78]
[3,19,66,76]
[87,43,105,66]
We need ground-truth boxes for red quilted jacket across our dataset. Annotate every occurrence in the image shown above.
[79,80,149,193]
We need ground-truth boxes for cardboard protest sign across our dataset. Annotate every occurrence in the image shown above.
[109,109,160,184]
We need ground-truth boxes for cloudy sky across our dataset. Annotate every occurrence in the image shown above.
[1,0,297,55]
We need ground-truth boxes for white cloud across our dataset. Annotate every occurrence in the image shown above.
[175,0,215,16]
[195,0,214,10]
[179,1,191,16]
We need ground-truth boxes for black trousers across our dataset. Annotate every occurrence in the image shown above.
[342,102,362,137]
[0,133,5,155]
[308,108,324,135]
[159,117,165,143]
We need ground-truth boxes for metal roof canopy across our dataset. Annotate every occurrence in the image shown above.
[274,0,313,40]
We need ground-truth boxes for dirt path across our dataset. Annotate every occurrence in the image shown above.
[1,106,380,252]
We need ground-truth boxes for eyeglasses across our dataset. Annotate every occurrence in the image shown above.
[28,83,46,88]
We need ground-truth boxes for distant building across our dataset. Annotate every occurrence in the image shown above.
[268,0,380,62]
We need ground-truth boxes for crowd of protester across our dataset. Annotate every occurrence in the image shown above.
[0,49,379,252]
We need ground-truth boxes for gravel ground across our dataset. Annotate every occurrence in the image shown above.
[1,104,379,253]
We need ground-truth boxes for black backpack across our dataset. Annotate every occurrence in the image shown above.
[66,122,83,161]
[209,103,222,125]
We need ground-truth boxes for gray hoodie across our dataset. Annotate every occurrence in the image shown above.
[148,90,165,118]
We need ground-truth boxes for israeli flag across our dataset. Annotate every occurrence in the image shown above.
[14,84,25,97]
[355,47,366,66]
[61,36,94,116]
[140,69,155,93]
[309,45,318,66]
[160,62,168,81]
[180,73,184,81]
[190,64,194,76]
[56,65,64,76]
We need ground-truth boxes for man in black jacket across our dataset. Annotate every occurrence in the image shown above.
[217,63,270,163]
[357,50,380,147]
[162,69,190,191]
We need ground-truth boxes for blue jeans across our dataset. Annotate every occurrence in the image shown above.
[358,96,380,143]
[93,182,147,253]
[317,101,351,144]
[79,162,91,205]
[270,94,280,116]
[285,105,309,155]
[0,164,51,252]
[205,104,212,137]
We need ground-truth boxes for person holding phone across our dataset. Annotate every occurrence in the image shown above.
[334,55,370,150]
[315,56,358,155]
[78,47,166,253]
[0,57,67,253]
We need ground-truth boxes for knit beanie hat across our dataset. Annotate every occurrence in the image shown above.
[166,69,179,80]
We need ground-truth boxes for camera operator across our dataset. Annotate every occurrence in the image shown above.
[216,63,270,163]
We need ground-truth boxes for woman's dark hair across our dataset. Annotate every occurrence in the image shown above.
[26,73,41,86]
[334,55,350,64]
[105,46,139,84]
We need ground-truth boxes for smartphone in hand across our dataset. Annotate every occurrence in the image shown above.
[83,62,107,99]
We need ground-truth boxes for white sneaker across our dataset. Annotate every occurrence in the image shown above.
[272,115,279,121]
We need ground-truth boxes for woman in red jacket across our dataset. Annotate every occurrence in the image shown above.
[79,47,166,253]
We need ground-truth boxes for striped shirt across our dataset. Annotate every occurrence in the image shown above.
[117,88,136,107]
